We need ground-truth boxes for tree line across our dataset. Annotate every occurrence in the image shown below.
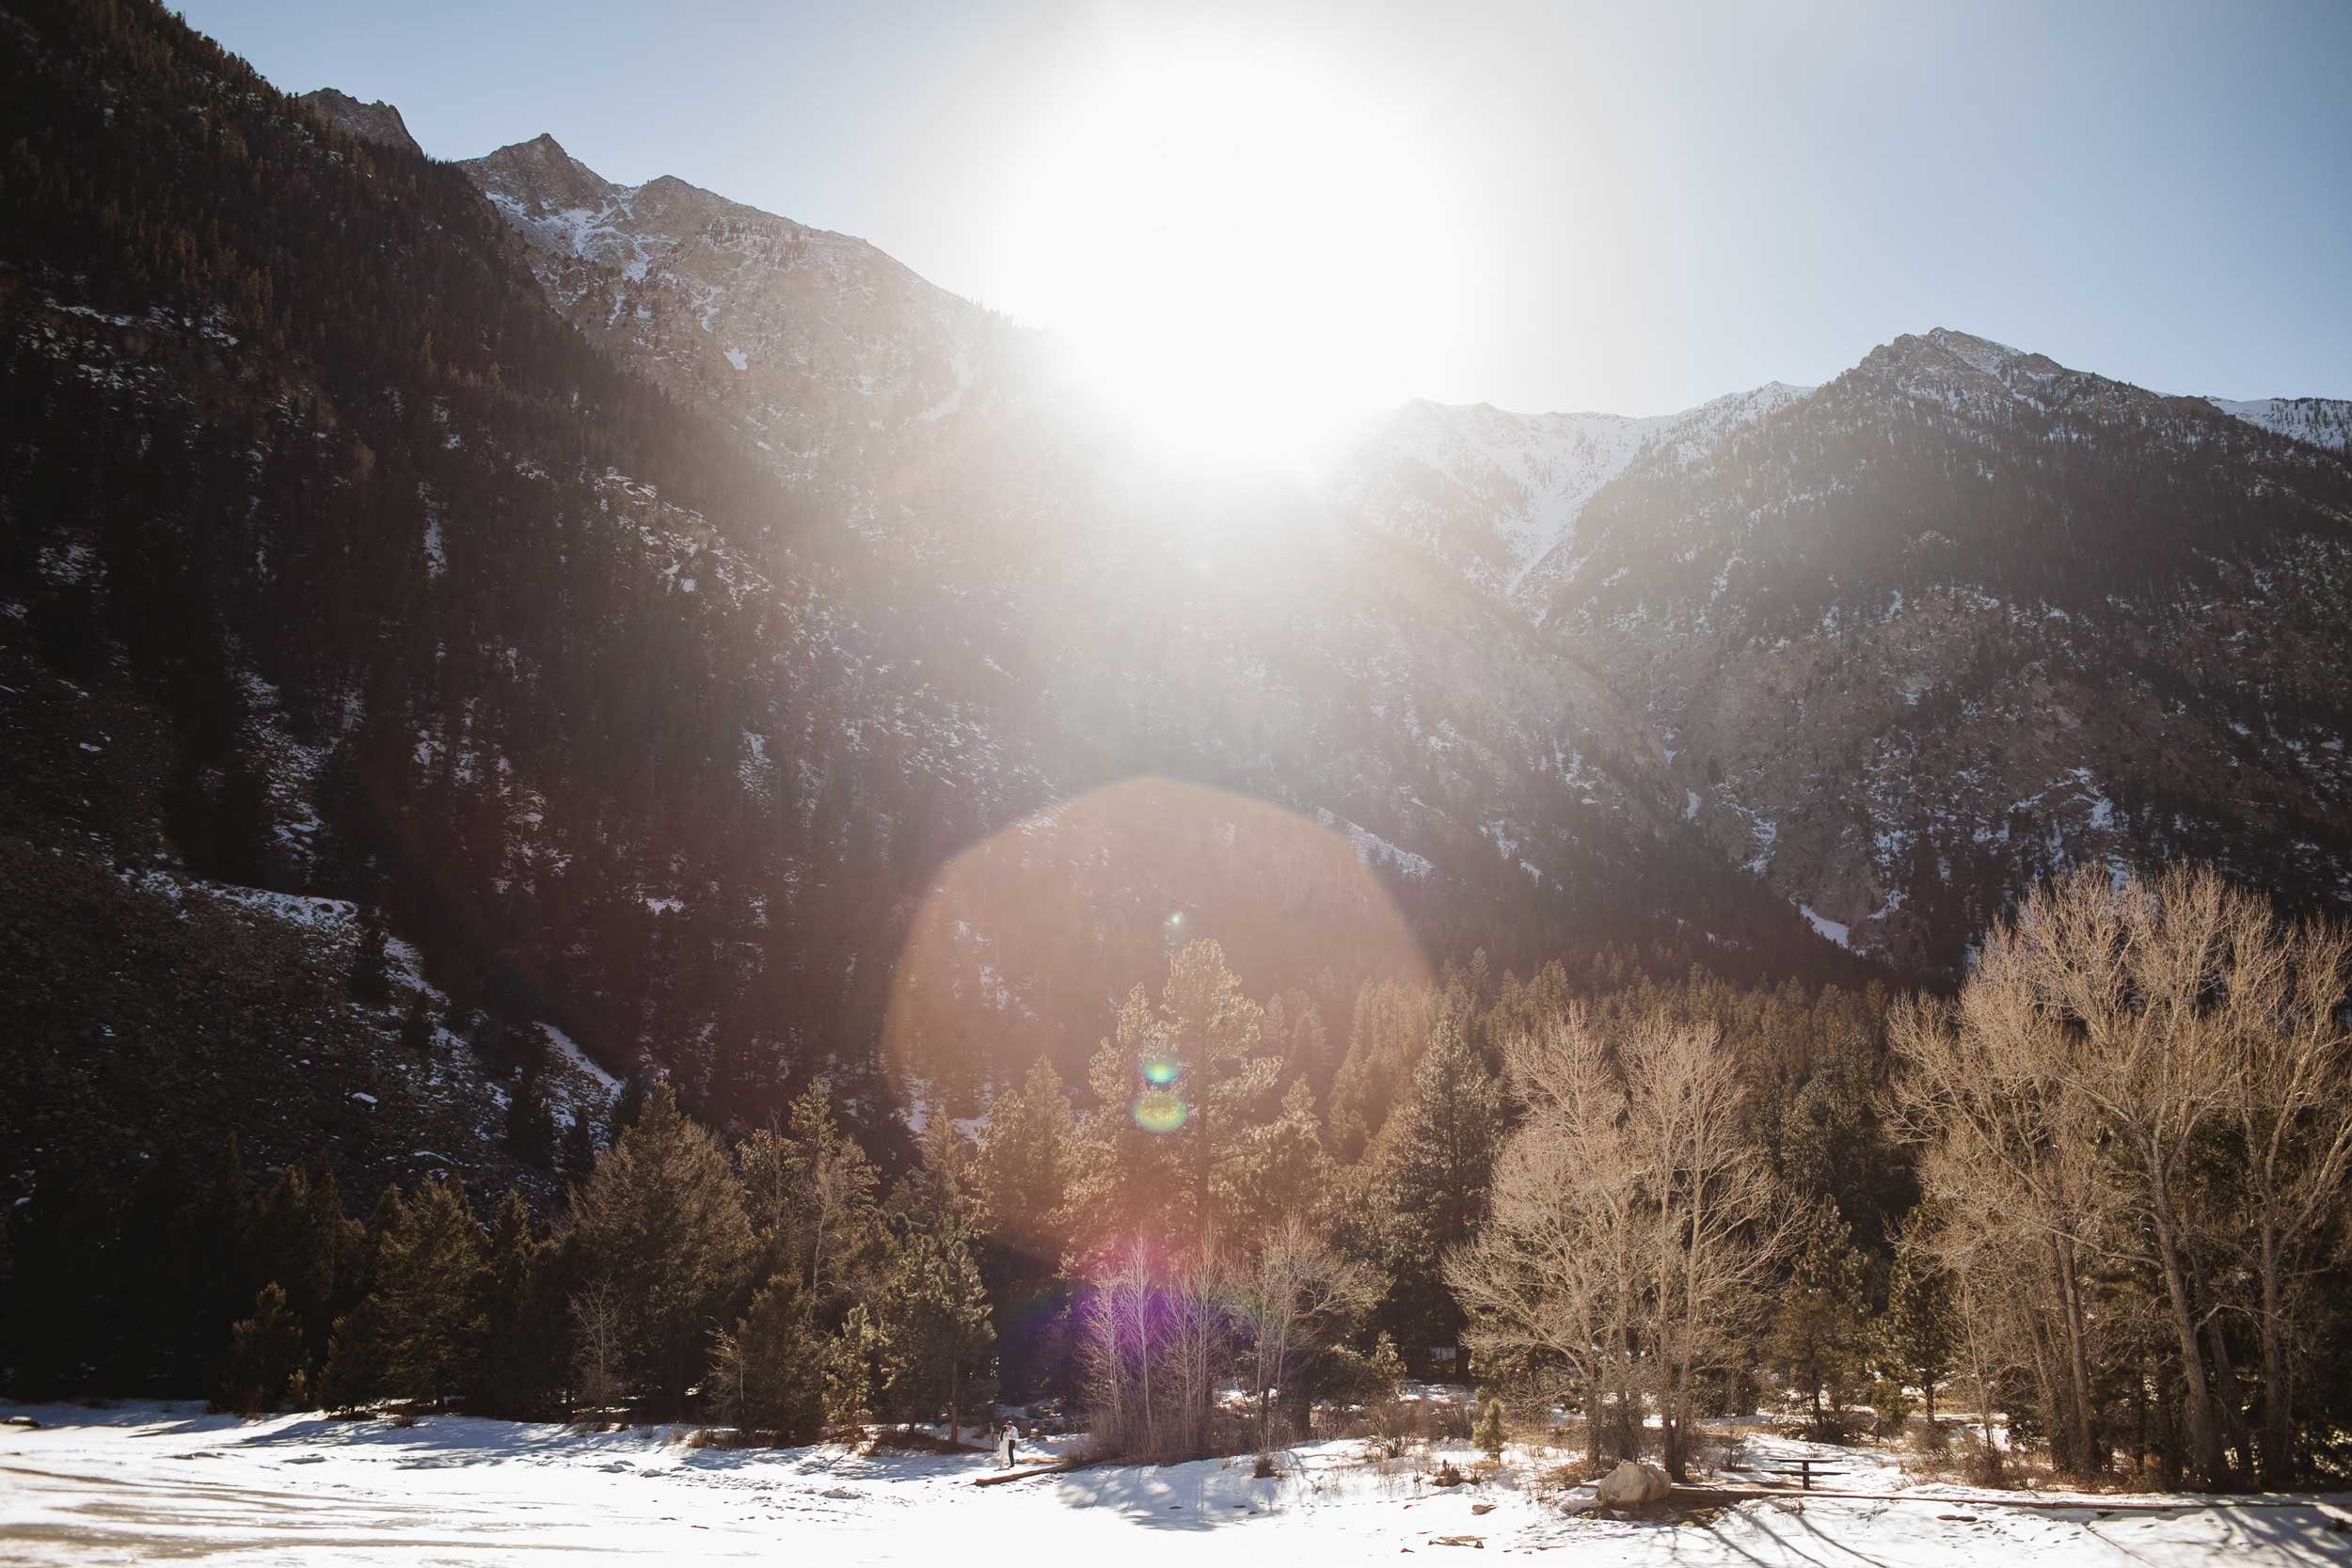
[9,862,2343,1490]
[4,1078,993,1442]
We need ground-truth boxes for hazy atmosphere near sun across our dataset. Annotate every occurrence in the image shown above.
[176,0,2352,420]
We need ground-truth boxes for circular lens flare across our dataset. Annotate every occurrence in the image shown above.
[1132,1088,1189,1133]
[880,777,1433,1155]
[1139,1053,1184,1086]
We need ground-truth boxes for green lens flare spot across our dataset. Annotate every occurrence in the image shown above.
[1132,1088,1188,1133]
[1139,1053,1183,1086]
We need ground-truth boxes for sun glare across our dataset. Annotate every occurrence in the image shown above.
[1004,21,1469,467]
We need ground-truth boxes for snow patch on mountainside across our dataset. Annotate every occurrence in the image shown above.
[1799,904,1851,948]
[1334,382,1814,602]
[2208,396,2352,451]
[1314,808,1434,879]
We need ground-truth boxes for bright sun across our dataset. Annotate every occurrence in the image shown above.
[1002,20,1470,467]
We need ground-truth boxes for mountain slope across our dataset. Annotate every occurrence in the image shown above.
[1327,382,1814,599]
[1532,328,2352,967]
[2209,395,2352,452]
[456,134,1009,496]
[0,0,954,1193]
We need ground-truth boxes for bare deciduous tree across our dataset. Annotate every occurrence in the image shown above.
[1448,1004,1789,1478]
[1230,1216,1376,1453]
[1078,1236,1230,1464]
[2209,897,2352,1484]
[1891,947,2115,1477]
[567,1278,624,1419]
[1896,864,2352,1490]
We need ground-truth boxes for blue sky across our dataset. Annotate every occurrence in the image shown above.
[178,0,2351,415]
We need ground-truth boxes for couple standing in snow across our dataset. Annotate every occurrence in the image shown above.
[995,1421,1018,1469]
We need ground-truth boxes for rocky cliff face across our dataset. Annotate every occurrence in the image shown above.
[296,87,422,157]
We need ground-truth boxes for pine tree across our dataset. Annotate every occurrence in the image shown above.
[610,1074,650,1136]
[1067,942,1279,1259]
[398,990,434,1059]
[221,1282,305,1415]
[901,1108,981,1229]
[707,1280,827,1441]
[1771,1030,1907,1254]
[1213,1075,1329,1244]
[363,1182,407,1265]
[876,1218,996,1439]
[469,1190,562,1419]
[505,1065,557,1168]
[976,1058,1073,1256]
[973,1057,1075,1398]
[320,1184,407,1411]
[1365,1331,1406,1398]
[193,1132,258,1368]
[1376,1013,1502,1372]
[1770,1196,1871,1437]
[1883,1209,1960,1425]
[349,908,391,1004]
[245,1172,313,1341]
[566,1083,754,1414]
[1474,1398,1507,1461]
[821,1303,879,1428]
[561,1111,597,1179]
[1328,979,1437,1162]
[736,1083,879,1306]
[371,1176,485,1406]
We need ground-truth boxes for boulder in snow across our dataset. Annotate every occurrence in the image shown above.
[1596,1459,1671,1506]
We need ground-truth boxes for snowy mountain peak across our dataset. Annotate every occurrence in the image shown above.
[295,88,422,157]
[1336,381,1815,600]
[1918,326,2037,376]
[1856,327,2149,424]
[469,134,618,215]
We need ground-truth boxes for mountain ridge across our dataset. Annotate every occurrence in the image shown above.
[296,90,2351,457]
[1521,324,2352,965]
[294,87,422,157]
[452,131,1006,499]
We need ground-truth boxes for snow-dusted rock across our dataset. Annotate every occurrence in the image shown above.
[1596,1459,1672,1506]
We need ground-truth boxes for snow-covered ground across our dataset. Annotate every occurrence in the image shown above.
[3,1404,2345,1565]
